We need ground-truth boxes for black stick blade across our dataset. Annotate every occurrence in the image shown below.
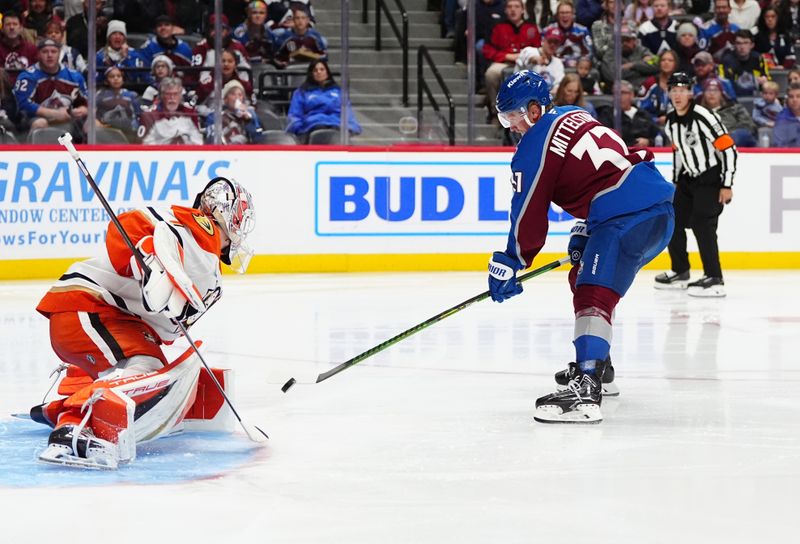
[281,377,297,393]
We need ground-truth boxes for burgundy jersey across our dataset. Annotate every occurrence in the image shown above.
[506,106,673,267]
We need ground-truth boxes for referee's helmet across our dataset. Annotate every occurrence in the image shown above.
[496,70,552,128]
[667,72,693,90]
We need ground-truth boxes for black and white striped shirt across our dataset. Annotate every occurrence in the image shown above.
[665,103,737,187]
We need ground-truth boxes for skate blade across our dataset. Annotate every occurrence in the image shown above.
[11,413,32,420]
[534,404,603,424]
[687,288,726,298]
[38,445,119,471]
[654,282,688,291]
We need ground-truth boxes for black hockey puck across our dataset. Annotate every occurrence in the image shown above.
[281,377,297,393]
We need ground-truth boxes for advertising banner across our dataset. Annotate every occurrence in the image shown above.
[0,147,798,277]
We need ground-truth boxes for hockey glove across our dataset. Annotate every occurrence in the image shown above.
[488,251,523,303]
[131,222,207,319]
[567,220,589,266]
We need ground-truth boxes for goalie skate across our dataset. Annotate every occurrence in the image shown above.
[38,425,120,470]
[554,358,619,396]
[535,369,603,424]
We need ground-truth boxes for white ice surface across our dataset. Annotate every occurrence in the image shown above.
[1,270,798,543]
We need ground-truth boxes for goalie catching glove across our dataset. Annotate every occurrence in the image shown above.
[131,221,207,319]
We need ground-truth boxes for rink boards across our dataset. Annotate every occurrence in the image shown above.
[0,145,798,279]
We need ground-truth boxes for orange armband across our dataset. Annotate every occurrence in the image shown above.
[713,134,735,151]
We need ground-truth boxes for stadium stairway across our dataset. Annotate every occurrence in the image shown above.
[314,0,501,145]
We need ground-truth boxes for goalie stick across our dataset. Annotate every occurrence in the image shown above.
[58,133,268,443]
[280,256,570,392]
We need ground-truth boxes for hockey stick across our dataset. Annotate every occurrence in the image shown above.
[57,133,268,443]
[280,256,570,392]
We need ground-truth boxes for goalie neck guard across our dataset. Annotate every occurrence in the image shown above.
[193,177,256,273]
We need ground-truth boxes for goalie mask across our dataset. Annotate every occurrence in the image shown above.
[193,177,256,273]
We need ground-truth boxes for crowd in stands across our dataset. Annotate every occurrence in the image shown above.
[449,0,800,146]
[0,0,359,145]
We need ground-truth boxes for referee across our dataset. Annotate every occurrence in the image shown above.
[654,72,737,297]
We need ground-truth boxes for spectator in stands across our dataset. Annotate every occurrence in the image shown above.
[576,56,601,95]
[65,0,108,59]
[112,0,198,33]
[597,79,661,145]
[138,76,203,145]
[640,49,679,126]
[755,6,796,69]
[95,65,141,139]
[675,21,701,75]
[701,0,740,60]
[729,0,761,31]
[482,0,540,122]
[516,27,566,90]
[43,20,87,73]
[0,1,24,16]
[454,0,504,67]
[273,6,327,67]
[205,79,264,144]
[638,0,679,55]
[700,77,757,146]
[599,22,659,91]
[140,54,181,110]
[233,0,276,64]
[753,80,783,127]
[576,0,603,28]
[719,29,770,96]
[193,14,252,90]
[543,1,593,68]
[62,0,83,20]
[96,20,147,85]
[787,0,800,49]
[138,15,193,72]
[772,81,800,145]
[285,59,361,143]
[0,12,39,84]
[692,51,738,98]
[790,67,800,85]
[591,0,618,59]
[624,0,654,25]
[673,0,711,15]
[525,0,556,28]
[23,0,63,39]
[222,0,251,28]
[553,72,597,117]
[195,48,254,108]
[0,68,19,132]
[13,38,88,138]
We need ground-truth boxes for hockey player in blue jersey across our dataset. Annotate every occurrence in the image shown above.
[487,71,676,423]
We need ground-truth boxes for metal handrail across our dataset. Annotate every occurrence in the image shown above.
[375,0,409,106]
[417,45,455,146]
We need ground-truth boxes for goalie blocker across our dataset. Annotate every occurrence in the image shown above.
[33,343,236,469]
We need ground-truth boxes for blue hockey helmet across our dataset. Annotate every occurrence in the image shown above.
[495,70,552,128]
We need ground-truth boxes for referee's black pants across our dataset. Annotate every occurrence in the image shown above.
[667,169,725,279]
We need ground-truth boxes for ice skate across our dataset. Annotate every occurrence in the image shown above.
[38,425,120,470]
[687,276,726,298]
[654,270,690,290]
[554,357,619,396]
[535,363,603,424]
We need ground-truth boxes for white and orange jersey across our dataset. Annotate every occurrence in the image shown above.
[37,205,223,343]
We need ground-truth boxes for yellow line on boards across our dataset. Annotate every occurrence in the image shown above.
[2,252,799,280]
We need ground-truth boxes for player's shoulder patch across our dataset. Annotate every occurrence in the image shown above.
[170,205,221,255]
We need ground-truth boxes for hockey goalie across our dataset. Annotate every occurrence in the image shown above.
[28,177,256,469]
